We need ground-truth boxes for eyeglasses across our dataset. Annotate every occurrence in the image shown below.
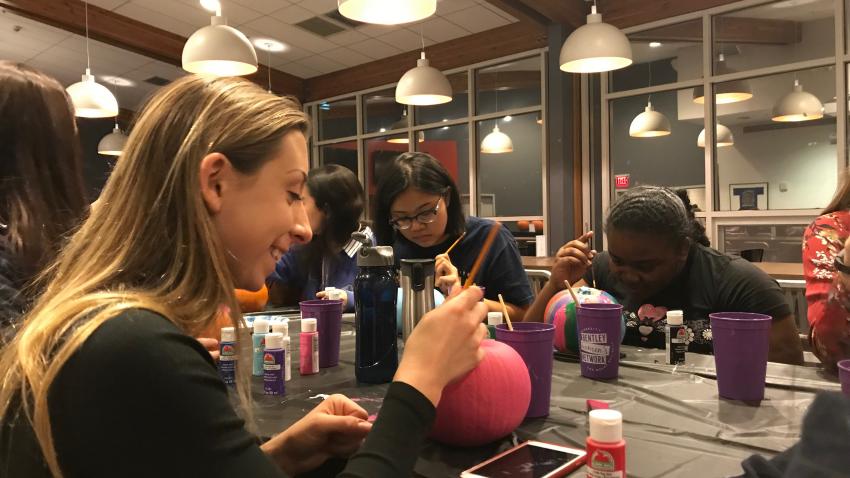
[390,200,441,231]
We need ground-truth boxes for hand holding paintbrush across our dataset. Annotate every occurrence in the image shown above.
[435,233,465,295]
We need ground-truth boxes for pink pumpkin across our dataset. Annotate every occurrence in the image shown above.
[429,340,531,446]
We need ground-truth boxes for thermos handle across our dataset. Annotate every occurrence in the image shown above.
[412,262,425,291]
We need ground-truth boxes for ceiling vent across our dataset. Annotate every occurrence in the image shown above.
[144,76,170,86]
[296,16,345,37]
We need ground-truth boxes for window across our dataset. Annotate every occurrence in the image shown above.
[476,56,541,115]
[364,88,406,135]
[415,123,470,197]
[319,142,358,176]
[476,112,542,217]
[415,71,469,125]
[318,98,356,141]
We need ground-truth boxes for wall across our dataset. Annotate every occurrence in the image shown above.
[610,59,706,193]
[77,118,116,199]
[716,123,837,210]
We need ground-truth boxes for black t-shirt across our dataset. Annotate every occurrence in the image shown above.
[0,309,435,477]
[393,216,534,306]
[583,244,792,354]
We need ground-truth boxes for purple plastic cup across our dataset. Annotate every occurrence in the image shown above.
[709,312,772,401]
[495,322,555,418]
[838,359,850,397]
[300,299,343,368]
[575,303,624,380]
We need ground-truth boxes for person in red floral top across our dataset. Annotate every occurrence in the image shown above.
[802,173,850,373]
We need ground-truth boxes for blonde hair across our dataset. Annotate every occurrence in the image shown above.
[0,75,309,477]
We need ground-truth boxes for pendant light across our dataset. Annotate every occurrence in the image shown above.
[629,101,670,137]
[182,2,258,76]
[480,71,513,153]
[481,123,513,154]
[559,1,632,73]
[396,28,452,105]
[772,79,824,122]
[98,79,128,156]
[629,63,670,138]
[697,124,734,148]
[66,1,118,118]
[338,0,436,25]
[387,109,425,144]
[692,54,752,104]
[98,123,128,156]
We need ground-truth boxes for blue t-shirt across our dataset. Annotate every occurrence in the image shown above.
[392,216,534,307]
[267,227,374,312]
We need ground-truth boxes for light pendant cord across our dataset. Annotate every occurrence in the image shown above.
[266,47,272,93]
[420,23,425,53]
[84,0,91,69]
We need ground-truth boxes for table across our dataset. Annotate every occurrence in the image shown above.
[522,257,804,281]
[248,319,838,477]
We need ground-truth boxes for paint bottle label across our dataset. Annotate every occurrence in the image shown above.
[665,325,687,365]
[219,342,236,386]
[311,333,319,374]
[284,341,291,381]
[252,333,266,377]
[587,448,624,477]
[263,349,285,395]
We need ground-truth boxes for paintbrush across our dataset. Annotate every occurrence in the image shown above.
[498,293,513,331]
[463,222,501,289]
[564,279,581,308]
[443,232,466,256]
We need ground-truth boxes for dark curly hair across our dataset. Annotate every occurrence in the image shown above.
[606,186,710,248]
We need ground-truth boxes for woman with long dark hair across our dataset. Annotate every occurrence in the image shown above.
[374,152,533,317]
[0,61,88,333]
[267,164,371,311]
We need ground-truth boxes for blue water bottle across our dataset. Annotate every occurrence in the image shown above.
[353,234,398,384]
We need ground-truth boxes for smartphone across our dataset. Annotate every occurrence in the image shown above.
[461,441,586,478]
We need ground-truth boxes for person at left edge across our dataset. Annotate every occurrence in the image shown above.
[266,164,372,312]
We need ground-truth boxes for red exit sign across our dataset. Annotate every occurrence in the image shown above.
[615,174,630,189]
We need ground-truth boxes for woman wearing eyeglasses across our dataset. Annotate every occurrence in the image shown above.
[374,152,533,318]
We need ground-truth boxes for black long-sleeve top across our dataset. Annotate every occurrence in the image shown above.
[0,309,434,477]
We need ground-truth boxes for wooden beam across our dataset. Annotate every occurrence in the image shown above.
[481,0,550,28]
[304,22,546,102]
[0,0,305,99]
[596,0,741,29]
[629,17,801,45]
[515,0,586,28]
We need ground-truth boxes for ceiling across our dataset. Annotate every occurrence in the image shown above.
[83,0,517,78]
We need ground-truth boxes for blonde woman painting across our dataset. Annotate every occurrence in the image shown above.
[0,75,487,477]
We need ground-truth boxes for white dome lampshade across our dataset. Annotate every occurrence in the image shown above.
[98,124,128,156]
[559,5,632,73]
[338,0,436,25]
[480,124,513,154]
[396,52,452,105]
[629,101,671,137]
[772,79,824,122]
[693,54,753,104]
[182,16,258,76]
[66,68,119,118]
[697,124,734,148]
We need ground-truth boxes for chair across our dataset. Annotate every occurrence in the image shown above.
[739,248,764,262]
[525,269,551,298]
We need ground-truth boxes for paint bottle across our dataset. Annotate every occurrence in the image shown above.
[252,317,270,377]
[586,409,626,477]
[272,320,291,381]
[486,312,503,339]
[218,326,237,386]
[263,332,285,395]
[665,310,687,365]
[300,318,319,375]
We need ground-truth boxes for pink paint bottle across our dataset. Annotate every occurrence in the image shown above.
[586,409,626,477]
[300,318,319,375]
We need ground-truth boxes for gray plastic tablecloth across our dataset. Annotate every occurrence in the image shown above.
[247,318,839,477]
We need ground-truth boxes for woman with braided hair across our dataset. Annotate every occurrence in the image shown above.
[524,186,804,365]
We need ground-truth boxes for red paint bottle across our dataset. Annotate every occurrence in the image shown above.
[586,409,626,478]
